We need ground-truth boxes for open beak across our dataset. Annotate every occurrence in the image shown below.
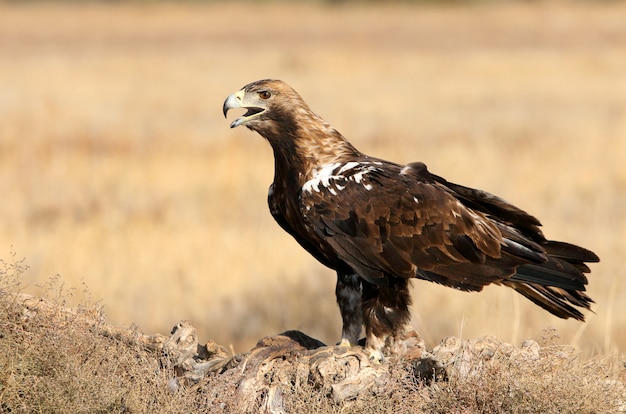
[223,90,265,128]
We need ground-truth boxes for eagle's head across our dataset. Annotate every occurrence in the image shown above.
[223,79,307,134]
[223,79,361,172]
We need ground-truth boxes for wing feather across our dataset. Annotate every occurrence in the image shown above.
[299,163,510,287]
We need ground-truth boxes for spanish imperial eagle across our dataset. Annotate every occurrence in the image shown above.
[223,79,599,361]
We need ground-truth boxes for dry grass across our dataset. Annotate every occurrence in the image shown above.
[286,353,625,414]
[0,255,195,413]
[0,0,625,363]
[0,256,623,412]
[420,337,626,414]
[0,254,626,414]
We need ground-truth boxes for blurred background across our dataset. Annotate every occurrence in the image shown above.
[0,1,624,357]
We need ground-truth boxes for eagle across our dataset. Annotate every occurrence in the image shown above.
[223,79,599,361]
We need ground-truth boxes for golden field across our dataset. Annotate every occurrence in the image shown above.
[0,1,624,357]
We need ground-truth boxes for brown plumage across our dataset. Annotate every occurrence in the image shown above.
[223,79,599,361]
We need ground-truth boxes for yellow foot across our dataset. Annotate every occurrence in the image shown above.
[337,338,353,347]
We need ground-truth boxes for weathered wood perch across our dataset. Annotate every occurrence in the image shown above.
[16,292,544,413]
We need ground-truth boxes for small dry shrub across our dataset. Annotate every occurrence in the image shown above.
[0,255,199,413]
[422,335,625,414]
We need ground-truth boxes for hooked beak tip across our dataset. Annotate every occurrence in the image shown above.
[223,93,240,119]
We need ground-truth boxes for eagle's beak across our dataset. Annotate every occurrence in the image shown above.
[223,90,265,129]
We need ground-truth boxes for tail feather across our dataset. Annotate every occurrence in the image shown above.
[544,240,599,263]
[503,282,593,321]
[504,240,597,321]
[510,259,587,291]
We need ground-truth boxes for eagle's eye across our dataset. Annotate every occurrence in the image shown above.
[258,90,271,100]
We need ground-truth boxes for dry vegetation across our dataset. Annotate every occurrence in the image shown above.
[0,257,624,412]
[0,1,625,411]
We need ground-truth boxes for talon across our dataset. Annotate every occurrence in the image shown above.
[368,349,384,364]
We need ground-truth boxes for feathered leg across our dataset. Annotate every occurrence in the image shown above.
[361,278,412,362]
[335,271,363,346]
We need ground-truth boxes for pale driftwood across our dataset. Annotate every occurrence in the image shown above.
[15,292,547,413]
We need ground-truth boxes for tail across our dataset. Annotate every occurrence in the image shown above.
[503,241,599,321]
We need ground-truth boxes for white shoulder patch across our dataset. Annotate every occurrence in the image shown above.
[302,163,341,193]
[302,162,380,194]
[338,161,361,174]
